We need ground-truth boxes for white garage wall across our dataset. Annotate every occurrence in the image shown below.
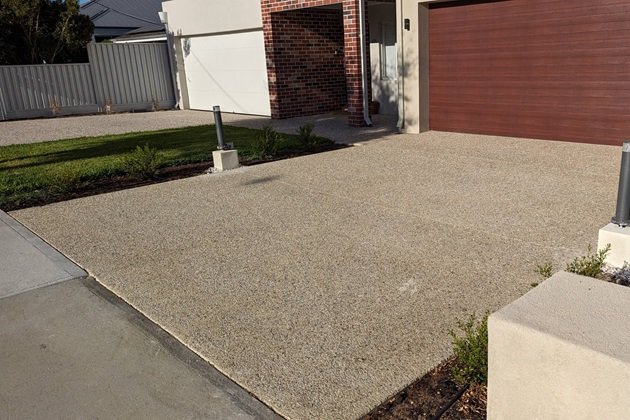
[161,0,263,37]
[162,0,270,115]
[182,32,271,116]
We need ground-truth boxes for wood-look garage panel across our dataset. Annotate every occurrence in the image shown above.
[429,0,630,145]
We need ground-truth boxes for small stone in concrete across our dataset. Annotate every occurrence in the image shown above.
[212,149,240,172]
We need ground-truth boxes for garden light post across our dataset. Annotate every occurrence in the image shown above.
[210,105,239,172]
[612,142,630,227]
[213,105,226,150]
[597,141,630,268]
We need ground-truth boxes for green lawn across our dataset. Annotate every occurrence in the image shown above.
[0,124,329,209]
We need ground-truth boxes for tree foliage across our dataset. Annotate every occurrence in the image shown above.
[0,0,94,65]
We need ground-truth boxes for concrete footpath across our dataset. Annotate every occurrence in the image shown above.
[0,210,86,299]
[0,211,279,420]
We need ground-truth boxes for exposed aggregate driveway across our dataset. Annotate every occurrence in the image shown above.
[13,131,619,419]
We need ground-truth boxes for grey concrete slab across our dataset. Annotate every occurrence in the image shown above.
[0,109,396,146]
[12,131,620,419]
[0,277,280,420]
[0,211,86,299]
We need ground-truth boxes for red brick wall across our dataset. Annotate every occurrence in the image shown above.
[261,0,371,126]
[269,8,346,118]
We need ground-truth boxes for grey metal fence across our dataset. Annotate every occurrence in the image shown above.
[0,43,175,121]
[0,64,98,120]
[88,43,175,113]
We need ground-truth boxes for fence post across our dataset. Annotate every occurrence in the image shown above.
[0,85,7,121]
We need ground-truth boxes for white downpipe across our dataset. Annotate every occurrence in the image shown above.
[358,0,373,127]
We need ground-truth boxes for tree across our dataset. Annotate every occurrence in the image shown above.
[0,0,94,65]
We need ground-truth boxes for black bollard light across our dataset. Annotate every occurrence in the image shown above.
[213,105,225,150]
[612,142,630,227]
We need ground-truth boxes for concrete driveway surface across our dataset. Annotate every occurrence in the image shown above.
[0,109,396,146]
[12,131,620,419]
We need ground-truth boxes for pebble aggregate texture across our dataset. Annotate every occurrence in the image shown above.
[13,131,619,419]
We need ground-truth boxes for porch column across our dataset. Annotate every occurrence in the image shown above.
[260,0,281,119]
[260,0,372,126]
[343,0,372,127]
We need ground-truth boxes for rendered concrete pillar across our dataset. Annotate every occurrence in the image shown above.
[488,272,630,420]
[598,223,630,268]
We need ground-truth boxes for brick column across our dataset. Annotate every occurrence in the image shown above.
[260,0,371,126]
[343,0,371,126]
[260,0,280,119]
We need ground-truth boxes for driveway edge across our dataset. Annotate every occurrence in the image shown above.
[80,277,284,420]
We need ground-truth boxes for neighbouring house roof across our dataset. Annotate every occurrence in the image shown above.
[80,0,165,41]
[113,26,168,43]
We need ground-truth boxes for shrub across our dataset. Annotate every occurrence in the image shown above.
[449,314,488,387]
[254,124,280,160]
[535,261,554,279]
[120,144,163,179]
[48,165,83,194]
[565,244,611,279]
[296,123,325,151]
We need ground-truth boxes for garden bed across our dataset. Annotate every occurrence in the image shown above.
[0,124,344,211]
[361,359,486,420]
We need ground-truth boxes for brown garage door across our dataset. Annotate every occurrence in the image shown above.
[429,0,630,145]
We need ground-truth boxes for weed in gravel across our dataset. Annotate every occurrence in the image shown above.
[449,313,488,387]
[535,261,554,279]
[566,244,611,279]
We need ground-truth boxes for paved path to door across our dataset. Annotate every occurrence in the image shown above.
[12,131,620,419]
[0,110,396,146]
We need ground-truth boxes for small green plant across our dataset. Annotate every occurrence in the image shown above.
[449,313,488,387]
[47,165,83,194]
[296,123,325,151]
[253,124,280,160]
[535,261,554,279]
[565,244,611,279]
[120,144,163,179]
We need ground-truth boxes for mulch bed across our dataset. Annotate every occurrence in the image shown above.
[1,162,211,212]
[1,144,347,212]
[361,359,486,420]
